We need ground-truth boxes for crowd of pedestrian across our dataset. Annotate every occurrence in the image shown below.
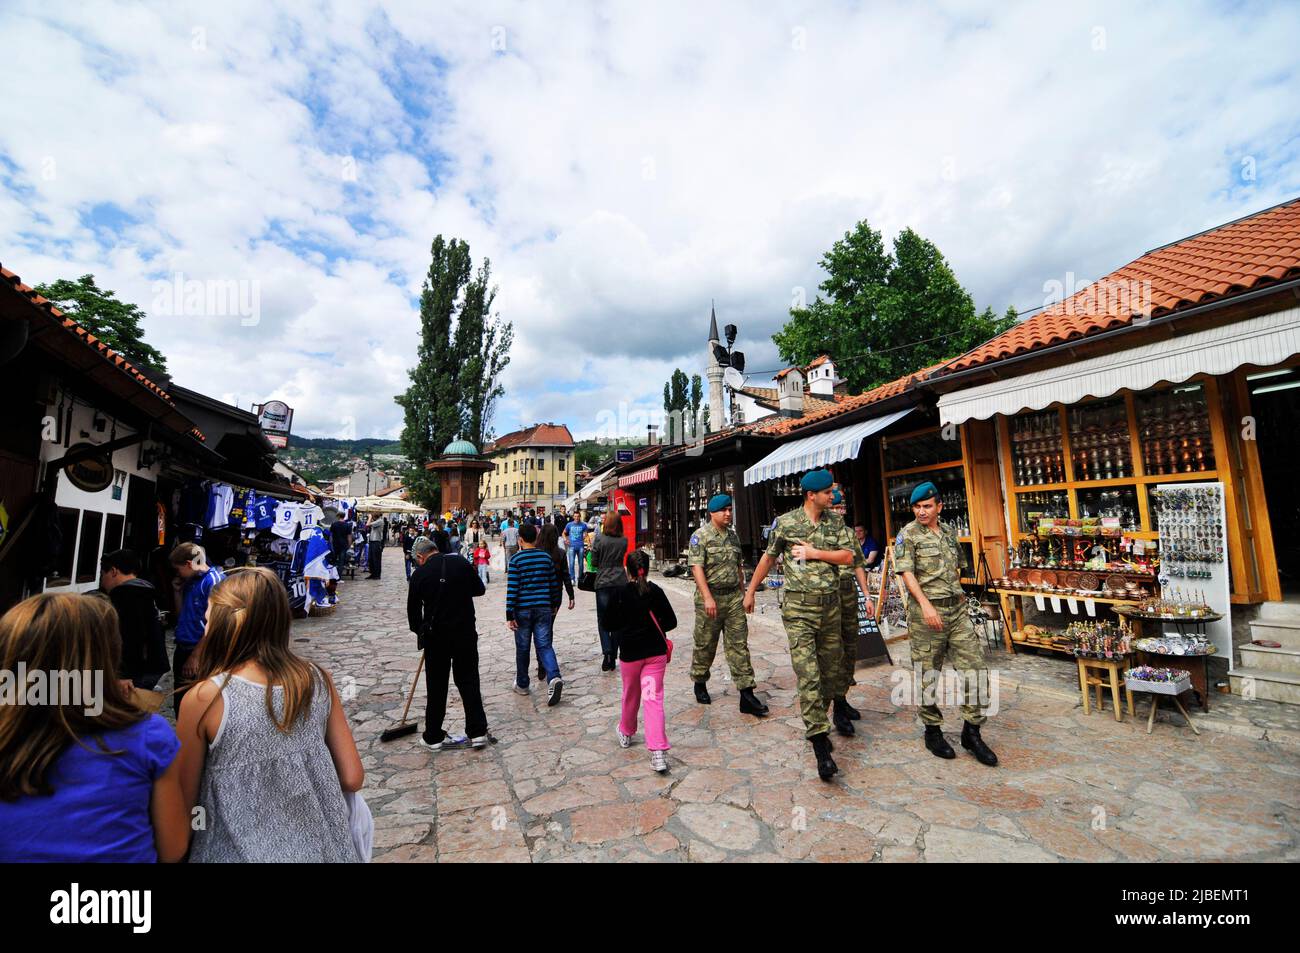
[0,476,996,862]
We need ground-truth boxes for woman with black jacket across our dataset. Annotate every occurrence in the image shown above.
[610,550,676,773]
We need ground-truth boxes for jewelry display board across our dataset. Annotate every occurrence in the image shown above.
[1152,482,1232,664]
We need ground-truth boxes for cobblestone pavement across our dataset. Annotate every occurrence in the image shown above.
[290,547,1300,862]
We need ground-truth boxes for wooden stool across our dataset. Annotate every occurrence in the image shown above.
[1143,693,1201,735]
[1076,657,1134,722]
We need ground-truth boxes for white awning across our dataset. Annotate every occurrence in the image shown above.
[743,407,915,486]
[938,309,1300,427]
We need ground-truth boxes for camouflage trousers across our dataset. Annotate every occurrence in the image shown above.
[691,589,756,690]
[907,598,988,726]
[830,578,861,700]
[781,590,843,738]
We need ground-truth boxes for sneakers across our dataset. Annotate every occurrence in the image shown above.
[512,683,530,696]
[547,677,563,706]
[650,750,669,773]
[617,729,633,748]
[421,733,467,751]
[470,735,490,749]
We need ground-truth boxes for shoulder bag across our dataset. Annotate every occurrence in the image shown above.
[577,548,598,592]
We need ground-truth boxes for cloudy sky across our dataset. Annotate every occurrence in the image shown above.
[2,1,1298,443]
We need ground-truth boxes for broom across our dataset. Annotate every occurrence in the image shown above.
[379,654,424,742]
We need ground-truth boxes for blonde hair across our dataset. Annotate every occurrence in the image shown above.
[193,567,325,732]
[169,542,206,567]
[0,593,143,800]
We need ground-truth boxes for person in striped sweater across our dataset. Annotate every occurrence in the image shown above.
[507,523,564,705]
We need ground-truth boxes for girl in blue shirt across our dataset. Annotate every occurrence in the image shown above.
[0,593,190,862]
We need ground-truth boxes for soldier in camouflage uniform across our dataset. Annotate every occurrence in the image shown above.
[744,469,855,781]
[894,481,997,766]
[689,493,769,716]
[828,487,873,736]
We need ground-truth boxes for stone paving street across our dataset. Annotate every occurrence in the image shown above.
[289,547,1300,862]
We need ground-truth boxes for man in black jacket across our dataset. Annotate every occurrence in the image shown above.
[407,532,489,750]
[99,549,169,689]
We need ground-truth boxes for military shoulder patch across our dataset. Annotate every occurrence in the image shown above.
[690,533,700,547]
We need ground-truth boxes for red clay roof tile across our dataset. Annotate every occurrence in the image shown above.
[945,197,1300,373]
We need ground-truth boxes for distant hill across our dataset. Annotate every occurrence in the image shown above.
[287,436,402,453]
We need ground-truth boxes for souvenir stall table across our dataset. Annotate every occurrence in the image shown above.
[1114,605,1222,712]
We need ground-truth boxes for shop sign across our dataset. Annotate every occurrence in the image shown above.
[64,443,114,493]
[255,400,294,448]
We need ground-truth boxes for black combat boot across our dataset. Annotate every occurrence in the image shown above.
[738,687,768,716]
[832,697,856,736]
[924,725,956,759]
[694,682,712,705]
[810,733,838,781]
[961,722,998,766]
[840,698,862,720]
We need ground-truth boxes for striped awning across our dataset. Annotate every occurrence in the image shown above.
[618,464,659,487]
[938,308,1300,426]
[743,407,915,486]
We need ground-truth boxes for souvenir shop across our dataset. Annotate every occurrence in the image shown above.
[931,303,1300,706]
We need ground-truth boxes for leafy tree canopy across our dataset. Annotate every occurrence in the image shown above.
[35,274,168,373]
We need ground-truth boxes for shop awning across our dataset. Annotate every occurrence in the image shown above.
[743,407,915,486]
[938,309,1300,426]
[618,464,659,487]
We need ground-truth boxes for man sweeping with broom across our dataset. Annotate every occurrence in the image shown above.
[396,533,490,750]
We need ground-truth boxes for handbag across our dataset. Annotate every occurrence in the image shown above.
[648,609,673,663]
[577,549,598,592]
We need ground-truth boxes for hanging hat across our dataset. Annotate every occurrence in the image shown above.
[910,481,940,505]
[800,469,833,492]
[708,493,732,513]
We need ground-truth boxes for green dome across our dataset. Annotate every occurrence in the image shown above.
[443,439,478,456]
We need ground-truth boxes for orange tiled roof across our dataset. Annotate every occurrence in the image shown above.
[1,263,208,443]
[753,363,942,437]
[945,197,1300,373]
[485,422,575,452]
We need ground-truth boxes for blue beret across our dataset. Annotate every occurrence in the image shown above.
[800,469,833,492]
[831,488,843,505]
[910,481,940,505]
[708,493,732,513]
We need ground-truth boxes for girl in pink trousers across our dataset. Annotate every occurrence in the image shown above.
[610,550,676,772]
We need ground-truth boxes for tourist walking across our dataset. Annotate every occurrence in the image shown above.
[609,550,677,773]
[563,512,588,584]
[501,517,520,566]
[169,542,226,715]
[506,523,563,704]
[592,511,628,671]
[174,567,364,862]
[99,548,169,689]
[0,593,190,862]
[536,523,575,681]
[366,515,386,578]
[407,533,490,749]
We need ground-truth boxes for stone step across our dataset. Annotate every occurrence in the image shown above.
[1230,667,1300,705]
[1257,601,1300,623]
[1248,621,1300,649]
[1238,643,1300,674]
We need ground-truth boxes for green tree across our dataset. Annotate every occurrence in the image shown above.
[688,374,704,437]
[454,259,513,447]
[396,236,472,510]
[396,237,515,510]
[773,222,1016,393]
[661,368,689,443]
[34,274,168,373]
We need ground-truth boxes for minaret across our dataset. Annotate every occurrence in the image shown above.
[705,301,725,433]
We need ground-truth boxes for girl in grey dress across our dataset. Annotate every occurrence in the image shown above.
[175,567,365,862]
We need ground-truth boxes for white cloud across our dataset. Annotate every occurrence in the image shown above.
[1,0,1297,444]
